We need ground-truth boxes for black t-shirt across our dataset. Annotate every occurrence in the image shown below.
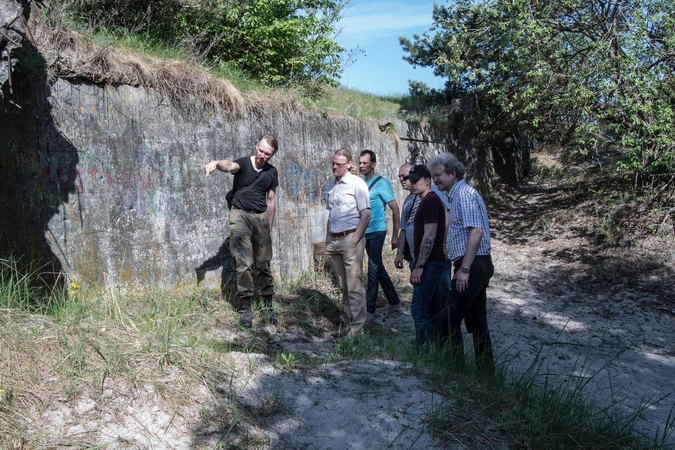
[413,191,446,262]
[231,156,279,213]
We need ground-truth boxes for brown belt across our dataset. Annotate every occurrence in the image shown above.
[331,228,356,238]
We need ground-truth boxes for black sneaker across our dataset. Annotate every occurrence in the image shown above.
[195,268,206,283]
[239,309,253,328]
[266,311,278,325]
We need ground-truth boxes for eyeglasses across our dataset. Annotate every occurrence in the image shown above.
[398,174,407,179]
[331,161,349,167]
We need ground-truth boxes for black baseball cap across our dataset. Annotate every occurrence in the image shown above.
[404,164,431,181]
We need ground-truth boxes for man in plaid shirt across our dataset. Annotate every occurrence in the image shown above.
[429,153,495,373]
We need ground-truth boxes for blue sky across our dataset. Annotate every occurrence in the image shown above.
[334,0,445,96]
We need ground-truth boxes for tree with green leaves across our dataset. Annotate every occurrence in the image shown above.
[401,0,675,188]
[62,0,350,89]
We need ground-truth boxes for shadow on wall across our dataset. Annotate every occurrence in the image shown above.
[0,41,79,296]
[196,237,238,299]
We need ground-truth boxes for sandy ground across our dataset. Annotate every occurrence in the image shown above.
[489,236,675,440]
[185,230,675,449]
[37,184,675,449]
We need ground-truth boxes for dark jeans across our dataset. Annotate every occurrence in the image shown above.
[365,231,401,314]
[442,255,495,371]
[411,260,449,346]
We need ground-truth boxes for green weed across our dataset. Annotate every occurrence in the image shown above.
[277,352,296,371]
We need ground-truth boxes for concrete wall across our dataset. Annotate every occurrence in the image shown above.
[3,76,481,291]
[0,0,25,97]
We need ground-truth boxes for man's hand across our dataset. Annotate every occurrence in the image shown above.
[454,270,470,292]
[390,234,399,250]
[204,159,238,176]
[410,267,423,285]
[394,254,404,269]
[204,161,218,176]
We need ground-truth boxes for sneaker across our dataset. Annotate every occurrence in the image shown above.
[375,296,388,309]
[384,303,402,313]
[366,312,375,324]
[195,267,206,283]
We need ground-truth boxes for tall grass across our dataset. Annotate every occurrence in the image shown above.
[0,257,70,314]
[302,85,403,120]
[0,261,248,448]
[421,346,673,449]
[0,258,42,310]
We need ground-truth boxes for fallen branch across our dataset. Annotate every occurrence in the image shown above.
[658,207,675,233]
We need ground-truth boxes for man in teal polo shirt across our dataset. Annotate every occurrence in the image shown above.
[359,150,401,320]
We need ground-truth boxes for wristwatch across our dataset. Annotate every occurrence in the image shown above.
[461,266,470,274]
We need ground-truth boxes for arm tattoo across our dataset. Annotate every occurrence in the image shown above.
[414,237,433,269]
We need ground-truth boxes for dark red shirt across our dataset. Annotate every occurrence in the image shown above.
[413,191,446,262]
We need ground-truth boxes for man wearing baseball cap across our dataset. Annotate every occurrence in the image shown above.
[405,164,450,347]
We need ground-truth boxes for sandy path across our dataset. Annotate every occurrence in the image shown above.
[247,181,675,448]
[247,235,674,448]
[489,237,675,440]
[35,184,674,449]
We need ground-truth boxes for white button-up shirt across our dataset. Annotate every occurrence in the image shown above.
[326,171,370,233]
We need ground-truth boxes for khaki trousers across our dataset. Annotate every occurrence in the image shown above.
[326,234,367,336]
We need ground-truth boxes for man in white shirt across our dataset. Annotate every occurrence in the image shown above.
[325,149,371,340]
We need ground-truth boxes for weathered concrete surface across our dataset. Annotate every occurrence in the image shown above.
[3,76,489,290]
[0,0,26,98]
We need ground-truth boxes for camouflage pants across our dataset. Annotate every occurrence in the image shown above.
[229,209,274,300]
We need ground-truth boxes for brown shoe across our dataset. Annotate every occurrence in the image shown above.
[331,326,350,338]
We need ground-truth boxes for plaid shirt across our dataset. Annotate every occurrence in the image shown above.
[446,179,491,262]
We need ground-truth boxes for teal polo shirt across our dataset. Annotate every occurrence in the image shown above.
[365,175,396,234]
